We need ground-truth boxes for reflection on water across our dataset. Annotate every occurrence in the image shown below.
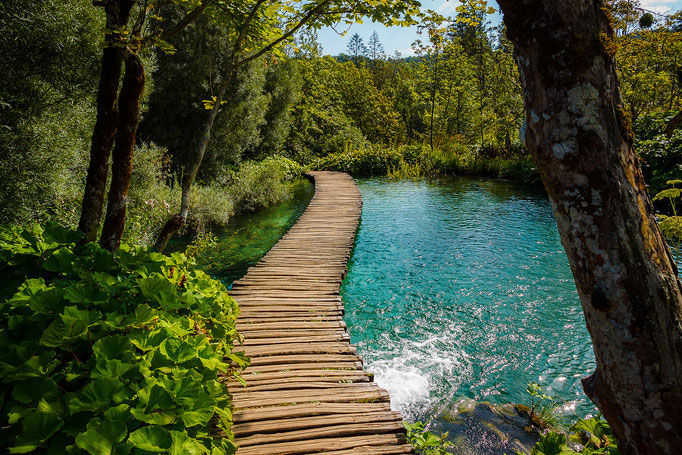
[341,176,596,422]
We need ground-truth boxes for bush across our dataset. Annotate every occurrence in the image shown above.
[521,415,620,455]
[229,156,305,213]
[634,111,682,196]
[311,146,403,176]
[0,223,247,454]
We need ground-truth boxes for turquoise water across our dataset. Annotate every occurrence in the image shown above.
[189,178,314,286]
[341,177,596,421]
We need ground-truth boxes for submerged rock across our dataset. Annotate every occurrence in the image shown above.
[430,398,540,455]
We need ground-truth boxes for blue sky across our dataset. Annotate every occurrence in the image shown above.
[317,0,682,56]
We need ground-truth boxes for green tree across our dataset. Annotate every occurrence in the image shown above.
[347,33,369,65]
[0,0,102,226]
[154,0,423,250]
[368,31,386,60]
[78,0,215,249]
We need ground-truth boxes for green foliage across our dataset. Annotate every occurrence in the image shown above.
[287,56,401,161]
[312,143,538,181]
[0,0,102,227]
[524,382,566,431]
[521,415,620,455]
[229,157,305,213]
[653,180,682,261]
[403,421,453,455]
[0,223,247,454]
[312,146,403,176]
[634,112,682,196]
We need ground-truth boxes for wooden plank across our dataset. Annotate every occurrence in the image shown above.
[320,445,415,454]
[235,434,409,455]
[218,172,410,454]
[233,402,392,424]
[238,421,406,447]
[233,411,403,437]
[232,388,390,408]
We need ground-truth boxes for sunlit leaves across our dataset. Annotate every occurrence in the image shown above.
[0,223,245,453]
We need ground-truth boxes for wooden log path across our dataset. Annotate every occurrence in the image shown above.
[223,171,414,454]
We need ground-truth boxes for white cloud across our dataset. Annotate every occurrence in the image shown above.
[397,48,417,57]
[437,0,458,15]
[640,0,676,14]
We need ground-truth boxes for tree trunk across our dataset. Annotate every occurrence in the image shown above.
[664,109,682,137]
[497,1,682,453]
[78,0,134,242]
[100,52,145,251]
[154,73,232,252]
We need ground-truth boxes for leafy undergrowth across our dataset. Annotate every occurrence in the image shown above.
[0,223,248,454]
[523,415,620,455]
[404,421,452,455]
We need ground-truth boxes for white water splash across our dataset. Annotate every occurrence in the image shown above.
[360,322,471,421]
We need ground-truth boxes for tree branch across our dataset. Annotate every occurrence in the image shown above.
[235,0,333,68]
[141,0,213,47]
[233,0,270,57]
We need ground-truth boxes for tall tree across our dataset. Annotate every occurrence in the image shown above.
[154,0,423,251]
[497,0,682,453]
[78,0,212,250]
[347,33,368,65]
[368,31,385,60]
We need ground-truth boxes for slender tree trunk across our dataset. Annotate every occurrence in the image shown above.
[498,1,682,453]
[154,72,232,252]
[665,109,682,137]
[78,0,134,242]
[100,52,145,251]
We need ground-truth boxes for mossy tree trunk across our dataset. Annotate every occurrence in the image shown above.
[78,0,134,243]
[100,52,146,251]
[497,1,682,453]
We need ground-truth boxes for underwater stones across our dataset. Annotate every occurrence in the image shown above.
[432,398,540,455]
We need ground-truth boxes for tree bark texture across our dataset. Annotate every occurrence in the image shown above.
[154,72,232,252]
[664,109,682,137]
[100,52,145,251]
[78,1,134,242]
[497,1,682,453]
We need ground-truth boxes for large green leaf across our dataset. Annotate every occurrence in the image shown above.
[131,384,178,425]
[160,338,197,364]
[75,419,128,455]
[128,426,172,452]
[531,432,576,455]
[179,393,217,428]
[138,276,175,298]
[68,379,127,414]
[43,247,78,274]
[91,359,137,380]
[169,430,208,455]
[129,329,166,352]
[21,411,64,443]
[93,335,135,361]
[42,222,83,245]
[76,420,128,455]
[12,377,60,404]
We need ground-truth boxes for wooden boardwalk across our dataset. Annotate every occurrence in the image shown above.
[224,171,414,454]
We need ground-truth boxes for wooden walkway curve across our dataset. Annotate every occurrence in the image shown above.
[224,171,414,454]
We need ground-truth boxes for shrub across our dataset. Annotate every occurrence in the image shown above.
[520,415,620,455]
[229,156,304,213]
[311,146,403,176]
[634,111,682,196]
[0,223,247,454]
